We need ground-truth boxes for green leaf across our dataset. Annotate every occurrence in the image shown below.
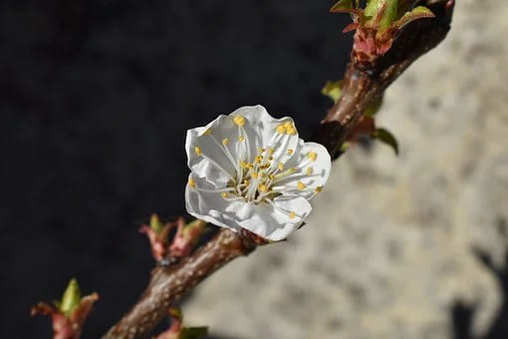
[392,6,434,30]
[372,128,399,155]
[150,214,164,233]
[179,327,209,339]
[364,96,384,117]
[330,0,354,13]
[365,0,398,30]
[321,80,343,103]
[60,278,81,316]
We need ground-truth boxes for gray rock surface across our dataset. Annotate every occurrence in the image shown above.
[183,1,508,338]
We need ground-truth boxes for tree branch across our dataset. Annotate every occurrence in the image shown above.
[103,1,454,338]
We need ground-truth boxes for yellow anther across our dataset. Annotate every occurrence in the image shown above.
[268,148,275,155]
[251,172,259,179]
[255,155,263,164]
[221,192,228,198]
[194,146,202,156]
[233,115,245,127]
[289,167,297,174]
[268,174,275,181]
[287,148,294,155]
[286,126,297,135]
[297,181,306,190]
[258,184,268,193]
[315,186,323,193]
[222,138,229,146]
[268,156,274,161]
[257,147,265,154]
[276,124,286,134]
[203,128,212,136]
[238,135,245,142]
[308,152,317,161]
[306,167,313,176]
[243,179,250,186]
[188,178,196,188]
[289,212,296,219]
[278,162,284,171]
[284,121,293,129]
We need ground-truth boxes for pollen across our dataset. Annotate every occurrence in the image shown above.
[297,181,306,190]
[268,148,275,155]
[276,124,286,134]
[257,147,265,154]
[222,138,229,146]
[306,167,313,176]
[251,172,259,179]
[308,152,317,161]
[194,146,202,156]
[233,115,246,127]
[258,184,268,193]
[287,148,294,155]
[238,135,245,142]
[221,192,228,199]
[289,212,296,219]
[278,162,284,171]
[315,186,323,193]
[188,178,196,188]
[203,128,212,136]
[255,155,263,164]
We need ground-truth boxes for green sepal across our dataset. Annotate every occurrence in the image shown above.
[392,6,435,30]
[372,128,399,155]
[59,278,81,316]
[321,80,343,103]
[179,327,209,339]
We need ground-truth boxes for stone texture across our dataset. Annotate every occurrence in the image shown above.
[183,1,508,338]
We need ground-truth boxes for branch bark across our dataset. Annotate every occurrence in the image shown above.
[103,1,454,338]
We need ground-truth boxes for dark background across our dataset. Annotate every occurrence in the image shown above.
[1,1,506,338]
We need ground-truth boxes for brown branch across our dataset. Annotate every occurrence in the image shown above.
[103,1,454,338]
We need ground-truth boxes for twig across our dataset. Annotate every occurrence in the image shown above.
[103,1,454,338]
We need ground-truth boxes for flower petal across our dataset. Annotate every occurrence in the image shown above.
[231,105,299,165]
[274,141,332,200]
[186,115,240,187]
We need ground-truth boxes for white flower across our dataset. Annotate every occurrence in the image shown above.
[185,105,332,241]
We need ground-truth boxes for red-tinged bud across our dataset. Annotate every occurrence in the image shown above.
[169,219,207,258]
[31,279,98,339]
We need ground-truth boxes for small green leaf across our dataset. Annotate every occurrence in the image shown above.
[321,80,343,103]
[364,96,384,117]
[393,6,435,30]
[330,0,355,13]
[179,327,209,339]
[372,128,399,155]
[365,0,398,30]
[60,278,81,316]
[150,214,164,234]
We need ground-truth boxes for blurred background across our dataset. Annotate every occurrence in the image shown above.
[2,0,507,338]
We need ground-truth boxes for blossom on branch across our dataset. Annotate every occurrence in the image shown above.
[185,105,331,241]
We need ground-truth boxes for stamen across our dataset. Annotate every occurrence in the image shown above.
[278,163,284,171]
[238,135,245,142]
[222,138,229,146]
[203,128,212,136]
[287,149,294,155]
[194,146,202,156]
[306,167,313,176]
[221,192,228,199]
[276,124,286,134]
[188,178,196,188]
[297,181,306,190]
[315,186,323,193]
[308,152,317,161]
[289,212,296,219]
[233,115,245,127]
